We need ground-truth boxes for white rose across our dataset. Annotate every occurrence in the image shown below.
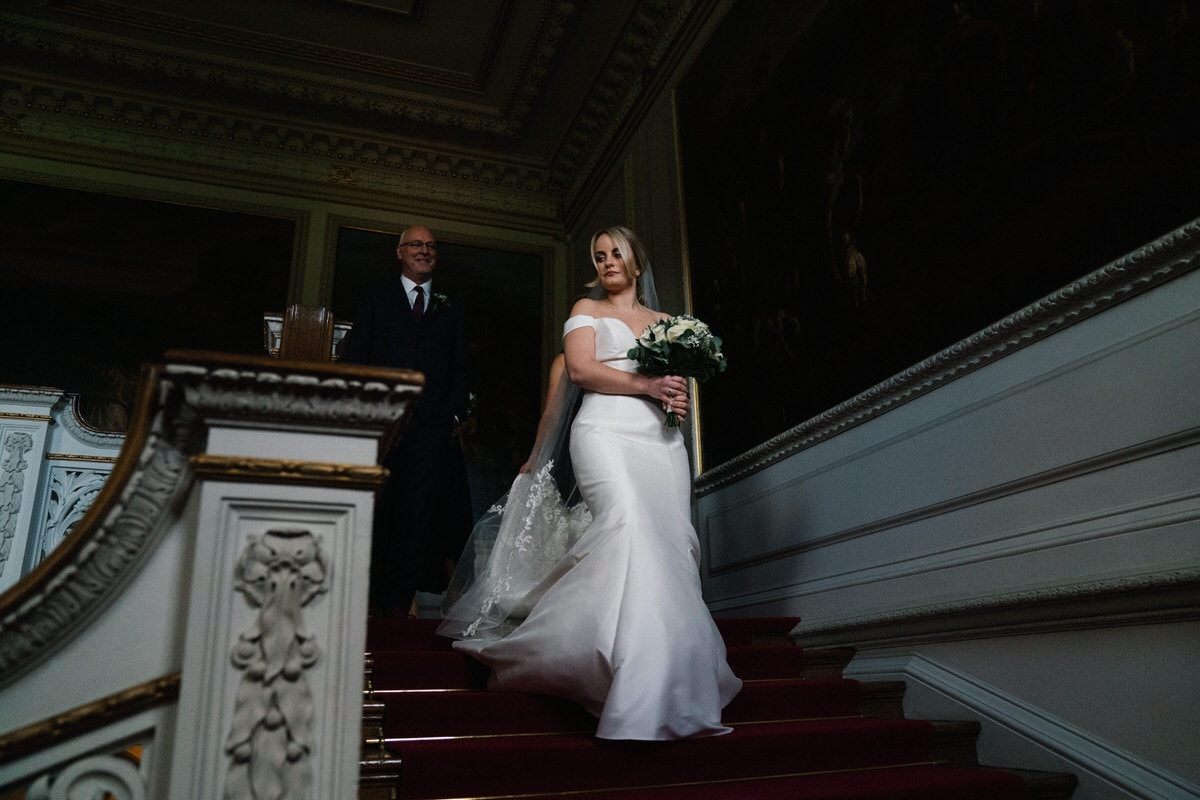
[666,318,700,343]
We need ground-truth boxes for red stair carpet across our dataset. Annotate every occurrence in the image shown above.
[361,617,1037,799]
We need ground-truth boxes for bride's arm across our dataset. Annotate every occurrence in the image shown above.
[519,353,568,474]
[563,306,690,419]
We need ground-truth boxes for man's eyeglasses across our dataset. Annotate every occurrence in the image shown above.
[400,240,438,251]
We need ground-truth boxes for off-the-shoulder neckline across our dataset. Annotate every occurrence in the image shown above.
[565,314,643,339]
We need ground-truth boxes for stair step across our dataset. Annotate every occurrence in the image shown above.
[712,616,800,645]
[725,643,808,679]
[368,643,824,692]
[377,678,866,740]
[358,755,402,800]
[365,616,803,654]
[484,763,1033,800]
[396,718,940,799]
[359,618,1072,800]
[381,690,597,739]
[1004,768,1081,800]
[796,646,855,679]
[858,680,906,719]
[358,759,1076,800]
[371,649,491,690]
[929,720,982,768]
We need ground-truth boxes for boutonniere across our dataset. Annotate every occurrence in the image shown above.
[428,291,451,312]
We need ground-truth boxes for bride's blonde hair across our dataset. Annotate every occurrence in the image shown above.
[585,225,652,302]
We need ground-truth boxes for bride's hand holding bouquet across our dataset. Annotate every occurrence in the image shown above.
[628,314,727,427]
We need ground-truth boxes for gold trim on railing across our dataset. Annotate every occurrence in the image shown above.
[0,672,181,764]
[44,453,121,464]
[0,412,53,422]
[190,454,389,489]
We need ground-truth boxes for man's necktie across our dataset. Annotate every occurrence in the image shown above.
[412,285,425,321]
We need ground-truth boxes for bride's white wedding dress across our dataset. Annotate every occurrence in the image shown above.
[453,315,741,740]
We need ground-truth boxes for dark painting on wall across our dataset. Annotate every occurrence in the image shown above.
[679,0,1200,469]
[333,227,545,518]
[1,179,294,430]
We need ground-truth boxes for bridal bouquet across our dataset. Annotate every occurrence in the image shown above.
[627,314,726,427]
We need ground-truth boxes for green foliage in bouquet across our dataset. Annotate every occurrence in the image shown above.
[627,314,727,426]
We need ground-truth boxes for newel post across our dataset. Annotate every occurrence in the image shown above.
[161,352,421,800]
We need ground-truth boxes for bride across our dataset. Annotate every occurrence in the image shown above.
[438,225,741,740]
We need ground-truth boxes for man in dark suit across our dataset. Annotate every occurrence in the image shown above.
[341,225,472,619]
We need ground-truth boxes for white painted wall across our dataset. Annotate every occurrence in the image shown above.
[696,225,1200,799]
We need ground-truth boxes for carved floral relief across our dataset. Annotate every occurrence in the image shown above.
[225,528,329,800]
[0,431,34,579]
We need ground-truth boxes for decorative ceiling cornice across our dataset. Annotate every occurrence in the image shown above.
[0,0,716,222]
[1,2,577,137]
[47,0,483,89]
[0,78,564,224]
[553,0,710,206]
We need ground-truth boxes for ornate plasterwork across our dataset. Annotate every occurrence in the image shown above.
[0,76,543,185]
[0,0,706,216]
[225,528,329,800]
[26,752,146,800]
[57,395,126,449]
[556,0,709,203]
[162,362,420,439]
[31,465,110,570]
[0,80,563,222]
[0,432,35,581]
[0,388,62,407]
[5,2,577,136]
[0,404,191,685]
[696,218,1200,494]
[791,567,1200,649]
[0,357,418,688]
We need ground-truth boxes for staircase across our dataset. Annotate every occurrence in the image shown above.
[359,617,1076,799]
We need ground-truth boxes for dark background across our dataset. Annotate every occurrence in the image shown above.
[2,179,294,429]
[679,0,1200,468]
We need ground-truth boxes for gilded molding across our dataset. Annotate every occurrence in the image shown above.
[697,218,1200,494]
[0,413,51,423]
[191,454,388,489]
[0,671,181,764]
[44,453,120,464]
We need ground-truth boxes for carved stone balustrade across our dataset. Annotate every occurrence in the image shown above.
[0,388,125,596]
[0,351,422,800]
